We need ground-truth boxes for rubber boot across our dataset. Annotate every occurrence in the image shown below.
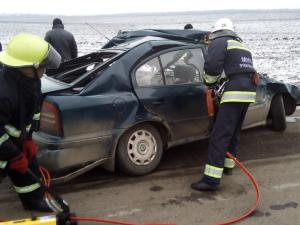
[190,180,218,191]
[223,168,233,175]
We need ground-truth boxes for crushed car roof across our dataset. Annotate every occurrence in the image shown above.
[102,29,210,49]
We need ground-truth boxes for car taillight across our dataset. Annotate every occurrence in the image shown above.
[40,101,63,136]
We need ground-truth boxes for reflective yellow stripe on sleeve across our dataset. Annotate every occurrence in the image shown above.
[14,183,41,194]
[224,157,235,168]
[33,113,41,121]
[4,125,21,138]
[227,40,250,52]
[26,124,32,132]
[0,160,7,169]
[221,91,256,104]
[0,133,9,146]
[202,73,221,84]
[204,164,223,179]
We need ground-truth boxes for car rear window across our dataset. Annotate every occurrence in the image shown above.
[47,51,120,84]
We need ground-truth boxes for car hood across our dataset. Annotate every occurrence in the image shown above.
[41,75,71,94]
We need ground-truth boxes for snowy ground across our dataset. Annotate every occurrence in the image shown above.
[0,10,299,84]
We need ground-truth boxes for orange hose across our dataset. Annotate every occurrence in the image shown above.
[38,152,260,225]
[205,152,260,225]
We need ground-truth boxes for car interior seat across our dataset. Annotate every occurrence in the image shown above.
[174,64,196,84]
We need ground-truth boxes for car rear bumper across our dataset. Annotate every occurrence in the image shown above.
[34,132,116,173]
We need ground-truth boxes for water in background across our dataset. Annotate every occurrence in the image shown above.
[0,9,299,84]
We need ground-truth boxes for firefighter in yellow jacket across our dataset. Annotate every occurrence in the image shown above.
[0,33,61,211]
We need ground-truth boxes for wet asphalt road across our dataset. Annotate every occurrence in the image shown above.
[1,109,300,225]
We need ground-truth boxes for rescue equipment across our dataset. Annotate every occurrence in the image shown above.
[206,88,215,117]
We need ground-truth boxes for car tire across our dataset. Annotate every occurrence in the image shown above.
[116,124,163,176]
[268,94,286,132]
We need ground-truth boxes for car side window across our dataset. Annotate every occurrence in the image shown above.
[135,57,164,87]
[160,49,204,85]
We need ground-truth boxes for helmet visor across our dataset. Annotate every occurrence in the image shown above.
[41,45,61,69]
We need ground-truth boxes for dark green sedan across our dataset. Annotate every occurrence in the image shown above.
[34,32,300,182]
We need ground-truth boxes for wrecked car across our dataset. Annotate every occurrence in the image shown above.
[34,31,300,182]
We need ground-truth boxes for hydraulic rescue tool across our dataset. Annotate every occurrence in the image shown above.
[0,168,77,225]
[0,83,260,225]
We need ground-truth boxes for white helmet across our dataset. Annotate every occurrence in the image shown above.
[211,18,234,33]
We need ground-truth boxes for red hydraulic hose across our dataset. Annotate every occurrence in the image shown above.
[69,216,175,225]
[38,152,260,225]
[205,152,261,225]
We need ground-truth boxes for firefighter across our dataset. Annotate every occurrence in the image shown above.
[191,18,257,191]
[0,33,61,211]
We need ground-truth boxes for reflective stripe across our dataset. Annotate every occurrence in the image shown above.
[26,124,32,132]
[33,113,41,121]
[14,183,41,194]
[204,164,223,179]
[221,91,256,104]
[224,158,235,168]
[0,133,9,145]
[227,40,250,52]
[202,73,221,84]
[4,125,21,138]
[0,160,7,169]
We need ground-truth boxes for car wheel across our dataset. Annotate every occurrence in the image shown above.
[268,94,286,131]
[116,124,163,175]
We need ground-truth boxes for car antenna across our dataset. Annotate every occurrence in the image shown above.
[85,22,117,46]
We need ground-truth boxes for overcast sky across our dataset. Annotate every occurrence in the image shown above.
[0,0,299,15]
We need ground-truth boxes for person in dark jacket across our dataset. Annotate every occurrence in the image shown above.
[0,33,61,211]
[191,18,257,191]
[45,18,77,62]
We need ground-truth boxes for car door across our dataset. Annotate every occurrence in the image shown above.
[243,77,269,127]
[133,48,210,141]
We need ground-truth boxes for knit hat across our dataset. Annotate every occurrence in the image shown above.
[53,18,63,26]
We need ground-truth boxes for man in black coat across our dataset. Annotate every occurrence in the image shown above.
[45,18,78,62]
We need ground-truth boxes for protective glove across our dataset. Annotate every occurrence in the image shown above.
[9,153,28,174]
[22,138,38,160]
[203,80,218,89]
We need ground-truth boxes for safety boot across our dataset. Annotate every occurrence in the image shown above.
[190,180,218,191]
[23,199,53,212]
[223,168,233,175]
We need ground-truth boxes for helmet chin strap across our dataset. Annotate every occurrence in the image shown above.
[32,66,40,79]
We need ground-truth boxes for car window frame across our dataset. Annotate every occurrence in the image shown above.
[132,44,207,89]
